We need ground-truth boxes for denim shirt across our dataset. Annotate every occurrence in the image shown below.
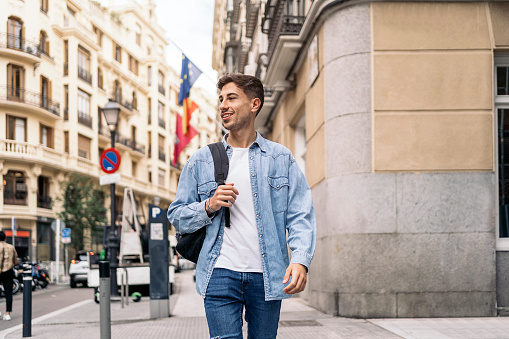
[167,132,316,301]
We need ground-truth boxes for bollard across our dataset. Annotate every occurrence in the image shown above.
[125,269,129,306]
[121,274,124,309]
[22,263,32,338]
[99,261,111,339]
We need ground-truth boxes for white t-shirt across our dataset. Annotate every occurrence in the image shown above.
[215,147,263,272]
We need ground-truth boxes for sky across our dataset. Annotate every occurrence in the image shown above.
[153,0,218,97]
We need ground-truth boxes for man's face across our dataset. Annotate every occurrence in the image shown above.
[218,82,256,131]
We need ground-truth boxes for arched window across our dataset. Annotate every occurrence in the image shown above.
[98,67,103,89]
[41,0,49,13]
[3,170,27,205]
[135,23,141,46]
[7,16,23,49]
[39,30,50,56]
[114,80,122,103]
[132,91,137,110]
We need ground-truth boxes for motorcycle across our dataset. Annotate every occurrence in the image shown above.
[0,266,21,296]
[32,263,50,289]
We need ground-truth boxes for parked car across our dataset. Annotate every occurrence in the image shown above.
[69,251,93,288]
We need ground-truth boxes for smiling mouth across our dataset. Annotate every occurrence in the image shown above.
[222,113,233,120]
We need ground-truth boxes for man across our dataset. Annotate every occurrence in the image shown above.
[0,231,18,321]
[168,74,316,338]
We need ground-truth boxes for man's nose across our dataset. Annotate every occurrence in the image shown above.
[219,99,228,110]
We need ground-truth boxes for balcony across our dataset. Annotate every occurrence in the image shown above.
[98,124,145,154]
[0,85,60,117]
[37,195,52,209]
[159,150,166,162]
[78,112,93,128]
[114,95,134,116]
[4,188,27,206]
[0,32,41,63]
[78,66,92,84]
[246,0,260,38]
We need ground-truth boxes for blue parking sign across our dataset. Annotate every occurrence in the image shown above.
[61,228,71,244]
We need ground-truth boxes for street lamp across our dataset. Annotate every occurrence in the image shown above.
[101,99,120,297]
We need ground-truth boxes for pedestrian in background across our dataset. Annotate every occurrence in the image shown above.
[0,230,17,321]
[168,73,316,338]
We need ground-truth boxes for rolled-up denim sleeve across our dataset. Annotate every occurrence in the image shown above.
[167,160,211,234]
[286,158,316,269]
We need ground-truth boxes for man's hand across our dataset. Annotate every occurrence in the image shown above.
[208,183,239,211]
[283,263,307,294]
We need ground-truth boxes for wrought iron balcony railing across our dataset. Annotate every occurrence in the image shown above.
[0,32,41,58]
[0,85,60,116]
[4,189,27,206]
[114,95,134,111]
[78,66,92,84]
[98,123,145,154]
[37,195,52,209]
[158,118,166,129]
[78,111,93,128]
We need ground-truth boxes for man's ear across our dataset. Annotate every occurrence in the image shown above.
[251,98,261,114]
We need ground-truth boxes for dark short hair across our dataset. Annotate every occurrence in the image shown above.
[217,73,264,116]
[0,231,5,241]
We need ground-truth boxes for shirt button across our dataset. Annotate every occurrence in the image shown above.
[250,156,253,160]
[259,234,262,238]
[262,254,265,257]
[256,214,259,218]
[218,236,221,239]
[251,173,255,177]
[277,185,280,189]
[213,254,217,258]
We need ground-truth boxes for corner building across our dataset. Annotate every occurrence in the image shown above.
[213,0,509,317]
[1,0,220,262]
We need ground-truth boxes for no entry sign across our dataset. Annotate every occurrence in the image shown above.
[100,148,121,173]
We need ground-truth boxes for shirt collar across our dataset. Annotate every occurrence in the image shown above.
[221,132,267,153]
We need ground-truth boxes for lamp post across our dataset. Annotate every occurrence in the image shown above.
[101,99,121,297]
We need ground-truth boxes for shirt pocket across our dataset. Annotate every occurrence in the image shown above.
[197,181,218,201]
[267,176,289,213]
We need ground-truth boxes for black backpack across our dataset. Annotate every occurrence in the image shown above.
[175,142,230,264]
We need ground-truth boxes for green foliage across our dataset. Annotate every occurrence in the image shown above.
[57,173,107,252]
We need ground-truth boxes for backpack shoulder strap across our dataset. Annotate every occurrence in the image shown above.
[207,142,229,185]
[207,142,230,228]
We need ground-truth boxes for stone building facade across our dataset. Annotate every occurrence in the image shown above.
[0,0,219,262]
[212,0,509,317]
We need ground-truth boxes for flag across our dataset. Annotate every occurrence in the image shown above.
[173,113,199,166]
[178,54,202,134]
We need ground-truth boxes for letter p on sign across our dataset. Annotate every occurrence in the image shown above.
[152,207,161,219]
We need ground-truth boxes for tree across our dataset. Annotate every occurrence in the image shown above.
[57,173,107,252]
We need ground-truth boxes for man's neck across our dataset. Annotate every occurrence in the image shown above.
[227,129,257,148]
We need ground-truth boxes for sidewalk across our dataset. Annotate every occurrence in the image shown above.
[1,270,508,338]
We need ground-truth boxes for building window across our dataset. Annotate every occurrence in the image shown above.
[148,66,152,86]
[93,26,103,47]
[132,91,137,110]
[158,168,165,186]
[3,171,27,206]
[148,166,152,183]
[41,0,48,14]
[158,134,165,162]
[132,161,137,177]
[78,134,91,159]
[7,63,25,101]
[158,101,165,128]
[40,124,54,148]
[148,131,152,157]
[64,85,69,120]
[146,35,153,55]
[135,23,141,46]
[129,55,139,75]
[78,89,92,128]
[64,40,68,75]
[7,17,23,50]
[78,46,92,84]
[495,56,509,248]
[40,75,52,109]
[98,68,103,89]
[64,131,69,153]
[158,71,165,95]
[148,98,152,124]
[37,176,51,209]
[6,115,26,142]
[114,80,122,103]
[114,43,122,63]
[39,30,50,56]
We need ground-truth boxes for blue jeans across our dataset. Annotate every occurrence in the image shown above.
[204,268,282,339]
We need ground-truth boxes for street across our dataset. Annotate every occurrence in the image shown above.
[0,283,91,332]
